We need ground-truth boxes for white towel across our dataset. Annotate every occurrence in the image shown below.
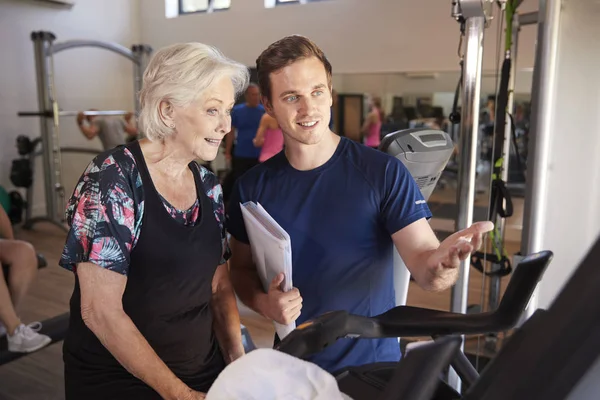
[206,348,353,400]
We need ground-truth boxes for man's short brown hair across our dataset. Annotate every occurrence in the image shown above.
[255,35,333,103]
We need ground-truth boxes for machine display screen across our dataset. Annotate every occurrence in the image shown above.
[419,133,445,143]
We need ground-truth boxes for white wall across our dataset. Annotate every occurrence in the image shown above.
[535,0,600,309]
[140,0,539,74]
[0,0,141,216]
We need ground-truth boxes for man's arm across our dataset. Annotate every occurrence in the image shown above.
[76,113,99,140]
[123,113,138,136]
[0,207,14,240]
[229,237,301,325]
[392,218,493,292]
[210,263,244,364]
[252,115,268,148]
[392,219,448,291]
[77,262,203,400]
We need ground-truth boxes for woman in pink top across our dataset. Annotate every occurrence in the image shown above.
[361,96,384,149]
[253,113,284,162]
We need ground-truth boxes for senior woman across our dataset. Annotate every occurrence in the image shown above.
[59,42,250,400]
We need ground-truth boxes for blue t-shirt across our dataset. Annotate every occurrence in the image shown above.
[227,137,432,374]
[231,103,265,159]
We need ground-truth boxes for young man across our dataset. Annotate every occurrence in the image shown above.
[227,35,493,374]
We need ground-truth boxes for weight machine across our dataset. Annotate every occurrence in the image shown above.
[445,0,549,393]
[17,31,152,232]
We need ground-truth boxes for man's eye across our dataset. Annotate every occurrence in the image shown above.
[286,96,297,102]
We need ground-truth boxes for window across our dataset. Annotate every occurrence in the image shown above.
[266,0,326,8]
[179,0,230,15]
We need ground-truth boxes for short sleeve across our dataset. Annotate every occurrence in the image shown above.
[225,178,250,244]
[380,158,433,235]
[59,154,138,275]
[198,165,231,264]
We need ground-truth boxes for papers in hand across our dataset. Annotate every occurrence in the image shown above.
[240,202,295,339]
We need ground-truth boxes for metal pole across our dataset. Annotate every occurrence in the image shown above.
[32,31,57,224]
[451,15,485,317]
[448,0,490,390]
[520,0,561,320]
[132,45,143,116]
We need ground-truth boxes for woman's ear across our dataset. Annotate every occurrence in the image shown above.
[159,101,176,129]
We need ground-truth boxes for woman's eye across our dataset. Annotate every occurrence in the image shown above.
[207,109,218,115]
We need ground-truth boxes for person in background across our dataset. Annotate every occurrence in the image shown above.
[76,110,138,150]
[225,84,264,167]
[0,206,52,353]
[361,96,384,149]
[60,42,249,400]
[253,113,284,163]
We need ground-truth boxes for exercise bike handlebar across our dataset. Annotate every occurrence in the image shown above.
[275,250,553,359]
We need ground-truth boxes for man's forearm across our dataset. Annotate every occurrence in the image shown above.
[210,285,245,364]
[87,310,193,400]
[411,248,458,292]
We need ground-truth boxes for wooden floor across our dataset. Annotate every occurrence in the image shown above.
[0,187,524,399]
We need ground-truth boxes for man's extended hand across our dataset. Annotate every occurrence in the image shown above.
[261,273,302,325]
[427,221,494,273]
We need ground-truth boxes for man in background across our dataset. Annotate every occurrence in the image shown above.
[223,83,265,203]
[76,110,138,150]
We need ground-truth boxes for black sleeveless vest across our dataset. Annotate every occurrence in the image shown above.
[64,141,225,399]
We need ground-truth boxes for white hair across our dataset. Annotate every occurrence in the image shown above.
[138,42,250,141]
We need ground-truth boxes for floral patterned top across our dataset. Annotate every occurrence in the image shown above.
[59,146,230,275]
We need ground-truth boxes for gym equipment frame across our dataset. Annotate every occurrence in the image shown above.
[17,31,152,232]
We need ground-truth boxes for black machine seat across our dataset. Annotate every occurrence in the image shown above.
[275,250,553,399]
[276,250,552,359]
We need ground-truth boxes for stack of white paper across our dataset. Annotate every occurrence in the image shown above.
[240,201,295,339]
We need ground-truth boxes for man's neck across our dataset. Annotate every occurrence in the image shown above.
[285,131,341,171]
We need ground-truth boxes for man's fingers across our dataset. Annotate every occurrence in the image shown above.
[269,273,285,290]
[470,232,483,251]
[445,246,461,268]
[457,241,474,260]
[285,302,303,315]
[470,221,494,235]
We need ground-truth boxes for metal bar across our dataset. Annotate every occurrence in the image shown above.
[451,15,485,317]
[32,33,57,224]
[520,0,561,321]
[448,12,486,394]
[61,110,131,117]
[519,11,538,26]
[18,110,132,117]
[449,350,480,389]
[49,40,138,64]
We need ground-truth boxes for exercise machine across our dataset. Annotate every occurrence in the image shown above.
[378,128,454,309]
[274,249,552,399]
[17,31,152,232]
